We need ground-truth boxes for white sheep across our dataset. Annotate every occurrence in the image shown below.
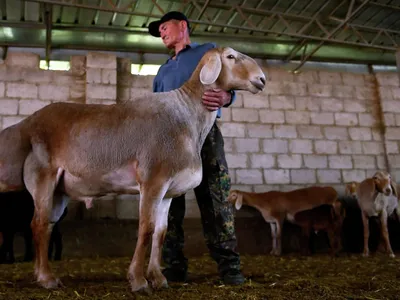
[0,47,266,294]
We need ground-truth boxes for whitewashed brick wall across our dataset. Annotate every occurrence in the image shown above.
[0,51,399,220]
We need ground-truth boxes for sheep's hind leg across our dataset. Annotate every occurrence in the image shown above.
[24,152,65,289]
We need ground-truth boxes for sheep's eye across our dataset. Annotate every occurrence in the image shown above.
[227,54,235,59]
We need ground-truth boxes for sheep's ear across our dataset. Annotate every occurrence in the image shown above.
[200,53,222,85]
[391,181,398,198]
[235,193,243,210]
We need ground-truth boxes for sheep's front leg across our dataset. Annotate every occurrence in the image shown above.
[361,212,370,257]
[147,197,172,289]
[380,211,395,258]
[127,181,169,294]
[269,222,278,255]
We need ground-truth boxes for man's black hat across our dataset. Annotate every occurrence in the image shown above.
[148,11,190,37]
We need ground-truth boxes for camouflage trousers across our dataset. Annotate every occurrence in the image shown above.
[162,122,241,276]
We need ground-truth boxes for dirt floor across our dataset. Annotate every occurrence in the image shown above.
[1,253,400,300]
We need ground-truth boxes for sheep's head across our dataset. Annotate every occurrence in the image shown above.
[373,171,394,196]
[227,189,243,210]
[199,47,266,94]
[345,181,360,199]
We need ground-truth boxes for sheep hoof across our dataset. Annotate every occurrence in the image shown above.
[389,253,395,258]
[129,276,151,295]
[37,276,63,289]
[362,252,369,257]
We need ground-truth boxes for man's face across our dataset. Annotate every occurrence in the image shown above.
[158,20,186,48]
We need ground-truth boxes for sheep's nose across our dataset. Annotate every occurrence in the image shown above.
[260,76,266,85]
[386,188,392,195]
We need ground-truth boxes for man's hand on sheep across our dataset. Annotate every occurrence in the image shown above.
[202,88,232,111]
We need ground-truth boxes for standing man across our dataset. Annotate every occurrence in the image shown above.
[148,11,244,285]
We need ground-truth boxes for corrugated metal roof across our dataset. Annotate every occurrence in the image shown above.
[0,0,399,70]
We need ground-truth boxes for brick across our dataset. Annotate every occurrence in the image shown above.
[70,55,86,76]
[19,99,51,115]
[328,155,353,169]
[308,84,333,97]
[226,154,247,168]
[359,113,375,127]
[247,124,273,138]
[130,75,154,89]
[220,123,245,137]
[372,129,382,142]
[291,170,316,184]
[235,138,260,153]
[396,115,400,126]
[0,99,18,115]
[282,82,308,96]
[39,85,70,101]
[355,86,374,100]
[382,100,400,113]
[295,97,320,111]
[87,84,116,100]
[278,154,302,168]
[23,70,53,84]
[116,195,140,219]
[223,138,234,152]
[295,71,318,83]
[264,169,290,184]
[263,139,288,153]
[333,85,355,98]
[339,141,363,154]
[236,169,263,184]
[353,155,376,169]
[264,81,283,95]
[362,141,384,155]
[379,87,393,100]
[53,74,76,86]
[250,154,275,168]
[388,154,400,167]
[386,127,400,140]
[384,113,396,126]
[311,112,334,125]
[342,170,366,182]
[70,83,86,103]
[323,127,349,140]
[320,98,343,112]
[2,116,25,129]
[231,94,244,107]
[318,71,342,84]
[6,83,38,98]
[335,113,358,126]
[274,125,297,138]
[386,141,399,154]
[0,82,5,97]
[304,155,328,168]
[344,100,367,112]
[349,127,372,141]
[315,141,338,154]
[269,95,295,110]
[342,73,365,86]
[232,108,259,122]
[86,52,116,69]
[376,156,387,170]
[243,94,269,108]
[259,110,285,124]
[5,52,39,69]
[375,73,398,87]
[285,111,310,124]
[86,68,102,84]
[289,139,313,154]
[268,68,294,81]
[317,170,342,183]
[298,125,323,139]
[117,57,132,73]
[220,109,231,122]
[392,87,400,100]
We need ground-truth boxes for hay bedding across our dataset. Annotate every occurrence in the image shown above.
[1,254,400,300]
